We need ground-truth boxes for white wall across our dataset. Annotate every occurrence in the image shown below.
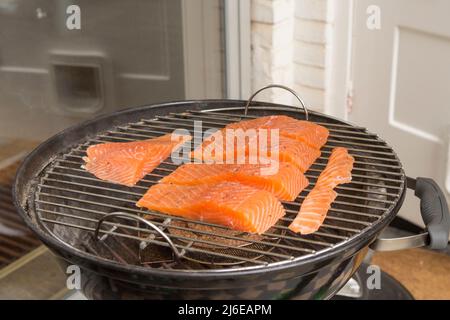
[251,0,295,104]
[251,0,334,112]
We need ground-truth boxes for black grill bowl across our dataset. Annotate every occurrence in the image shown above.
[13,100,406,299]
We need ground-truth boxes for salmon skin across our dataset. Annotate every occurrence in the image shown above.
[136,182,286,234]
[160,160,309,201]
[217,115,329,150]
[289,147,354,234]
[192,128,321,172]
[83,133,191,186]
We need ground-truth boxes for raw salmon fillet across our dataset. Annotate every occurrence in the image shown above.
[193,130,321,172]
[221,115,329,149]
[136,182,286,234]
[160,160,309,201]
[289,147,354,234]
[83,133,191,186]
[266,135,321,172]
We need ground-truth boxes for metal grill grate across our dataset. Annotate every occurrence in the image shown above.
[33,107,405,269]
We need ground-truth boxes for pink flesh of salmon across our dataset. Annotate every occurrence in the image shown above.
[136,182,286,234]
[288,147,354,234]
[160,160,309,201]
[83,133,191,186]
[192,128,322,172]
[203,115,329,150]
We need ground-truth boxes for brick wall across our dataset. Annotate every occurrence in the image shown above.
[251,0,295,104]
[251,0,333,111]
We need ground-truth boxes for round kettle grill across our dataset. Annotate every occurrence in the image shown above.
[13,85,449,299]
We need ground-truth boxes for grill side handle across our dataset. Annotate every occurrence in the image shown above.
[94,212,183,260]
[370,177,450,251]
[244,84,309,119]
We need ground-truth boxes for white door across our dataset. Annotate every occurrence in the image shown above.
[348,0,450,226]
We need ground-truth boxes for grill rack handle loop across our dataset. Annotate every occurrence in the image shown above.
[94,212,183,260]
[244,84,309,120]
[370,177,450,251]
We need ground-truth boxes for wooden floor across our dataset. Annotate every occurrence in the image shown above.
[373,248,450,300]
[0,161,21,185]
[0,138,38,179]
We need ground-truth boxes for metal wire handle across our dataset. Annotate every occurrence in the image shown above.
[94,212,182,259]
[244,84,309,120]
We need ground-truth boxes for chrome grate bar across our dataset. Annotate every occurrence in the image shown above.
[40,217,272,265]
[53,159,399,203]
[37,184,350,241]
[40,173,357,239]
[49,163,394,217]
[36,208,301,260]
[34,108,405,269]
[134,119,396,153]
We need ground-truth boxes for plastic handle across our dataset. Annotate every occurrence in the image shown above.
[413,177,450,249]
[370,177,449,251]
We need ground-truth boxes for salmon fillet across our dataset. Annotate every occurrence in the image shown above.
[289,147,354,234]
[136,182,286,234]
[193,130,321,172]
[83,133,191,186]
[160,160,309,201]
[223,115,329,149]
[269,136,321,172]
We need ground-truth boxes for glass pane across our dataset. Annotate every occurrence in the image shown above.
[0,0,225,144]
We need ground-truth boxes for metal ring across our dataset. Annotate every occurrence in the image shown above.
[369,232,429,252]
[244,84,309,120]
[94,212,182,259]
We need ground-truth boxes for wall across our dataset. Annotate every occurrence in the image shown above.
[251,0,294,104]
[293,0,333,112]
[183,0,225,99]
[0,0,186,141]
[251,0,333,112]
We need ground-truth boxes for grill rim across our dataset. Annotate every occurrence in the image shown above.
[13,99,407,279]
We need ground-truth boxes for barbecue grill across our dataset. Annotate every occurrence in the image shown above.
[14,85,449,299]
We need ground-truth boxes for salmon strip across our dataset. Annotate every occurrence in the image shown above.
[199,115,329,151]
[160,160,309,201]
[289,147,354,234]
[193,130,321,172]
[83,133,191,186]
[137,182,286,234]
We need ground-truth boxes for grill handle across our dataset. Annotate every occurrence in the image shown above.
[94,212,183,259]
[370,177,450,251]
[244,84,309,119]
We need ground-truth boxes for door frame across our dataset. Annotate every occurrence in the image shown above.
[181,0,251,100]
[223,0,251,99]
[326,0,354,120]
[182,0,223,99]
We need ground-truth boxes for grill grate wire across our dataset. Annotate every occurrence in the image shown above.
[33,108,405,269]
